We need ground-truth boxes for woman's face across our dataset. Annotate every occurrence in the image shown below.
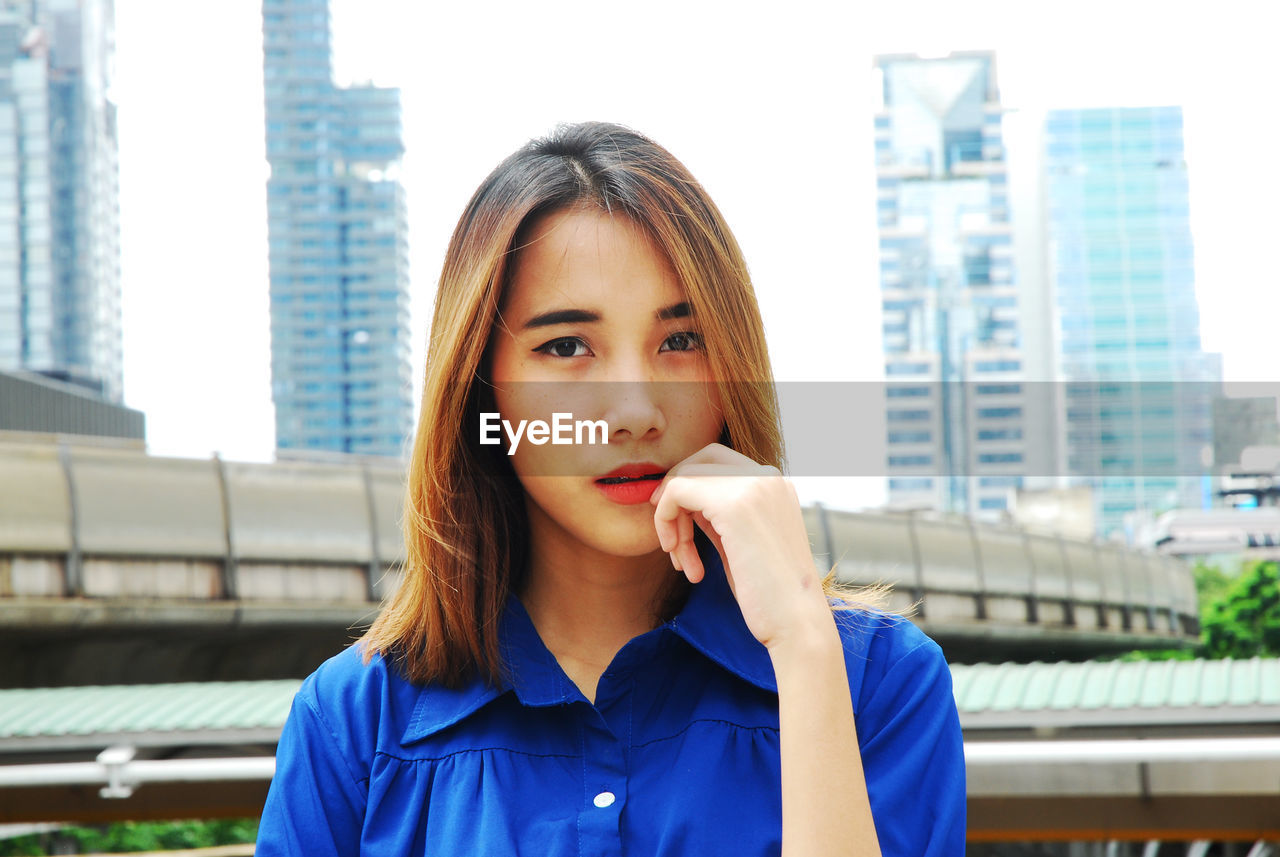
[488,206,724,560]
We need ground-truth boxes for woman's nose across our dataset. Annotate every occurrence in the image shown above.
[600,375,667,442]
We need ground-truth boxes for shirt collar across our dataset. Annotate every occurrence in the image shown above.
[401,598,569,743]
[403,538,775,745]
[666,538,777,694]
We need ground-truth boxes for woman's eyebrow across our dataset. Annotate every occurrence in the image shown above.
[523,308,600,329]
[523,302,689,329]
[656,301,691,321]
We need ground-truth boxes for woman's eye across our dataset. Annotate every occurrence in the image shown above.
[660,331,703,353]
[534,337,591,358]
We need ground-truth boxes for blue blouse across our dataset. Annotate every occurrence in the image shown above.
[256,549,966,856]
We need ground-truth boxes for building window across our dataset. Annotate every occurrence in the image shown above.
[964,249,992,286]
[889,455,933,467]
[976,383,1021,395]
[979,476,1021,488]
[973,359,1021,372]
[978,452,1023,464]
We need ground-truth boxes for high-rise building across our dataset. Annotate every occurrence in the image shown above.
[0,0,121,402]
[1043,106,1218,537]
[873,52,1043,517]
[262,0,412,458]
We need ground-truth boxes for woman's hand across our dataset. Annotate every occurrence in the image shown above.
[649,443,831,652]
[654,444,883,857]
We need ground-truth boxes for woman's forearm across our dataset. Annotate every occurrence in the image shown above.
[769,614,883,857]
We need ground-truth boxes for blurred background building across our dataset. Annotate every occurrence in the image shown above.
[0,0,121,404]
[0,368,141,442]
[262,0,412,459]
[1041,106,1220,539]
[1143,391,1280,565]
[1212,392,1280,503]
[873,51,1045,519]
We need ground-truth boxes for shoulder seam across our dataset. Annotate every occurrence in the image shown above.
[297,686,372,791]
[883,636,941,678]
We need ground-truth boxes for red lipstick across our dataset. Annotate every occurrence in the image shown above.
[595,463,667,505]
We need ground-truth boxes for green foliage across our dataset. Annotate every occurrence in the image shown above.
[1113,646,1196,662]
[1201,559,1280,659]
[1115,559,1280,662]
[0,818,257,856]
[1190,560,1233,613]
[0,837,44,857]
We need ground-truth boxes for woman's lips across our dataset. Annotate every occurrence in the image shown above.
[595,464,667,505]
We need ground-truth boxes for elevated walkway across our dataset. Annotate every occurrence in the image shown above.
[0,439,1198,685]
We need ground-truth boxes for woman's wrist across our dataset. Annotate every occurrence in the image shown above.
[764,603,842,668]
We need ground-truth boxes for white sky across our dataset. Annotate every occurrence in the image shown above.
[112,0,1279,511]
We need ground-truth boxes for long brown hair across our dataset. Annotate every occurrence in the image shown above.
[362,122,796,688]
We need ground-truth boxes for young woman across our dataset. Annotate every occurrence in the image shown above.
[256,122,965,856]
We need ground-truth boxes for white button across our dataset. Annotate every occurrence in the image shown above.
[593,791,616,808]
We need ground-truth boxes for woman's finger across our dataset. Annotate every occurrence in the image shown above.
[692,510,726,564]
[653,474,734,583]
[650,463,716,509]
[650,460,759,508]
[675,510,703,583]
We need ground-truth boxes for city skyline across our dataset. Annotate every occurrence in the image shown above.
[109,0,1279,512]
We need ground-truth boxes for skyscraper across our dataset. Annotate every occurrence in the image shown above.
[262,0,412,458]
[0,0,121,402]
[1043,106,1218,537]
[873,52,1042,517]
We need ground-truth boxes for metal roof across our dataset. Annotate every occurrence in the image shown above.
[0,680,300,750]
[2,658,1278,751]
[953,657,1280,729]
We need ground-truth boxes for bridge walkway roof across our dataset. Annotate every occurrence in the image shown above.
[1,657,1277,753]
[1,658,1278,838]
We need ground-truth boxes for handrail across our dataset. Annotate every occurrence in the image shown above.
[3,737,1277,796]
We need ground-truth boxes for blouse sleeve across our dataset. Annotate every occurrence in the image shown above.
[255,689,367,857]
[856,633,966,857]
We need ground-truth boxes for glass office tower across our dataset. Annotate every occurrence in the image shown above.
[262,0,412,458]
[874,52,1038,517]
[1044,106,1217,537]
[0,0,122,402]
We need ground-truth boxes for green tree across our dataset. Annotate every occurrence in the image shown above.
[1190,560,1233,612]
[1201,559,1280,658]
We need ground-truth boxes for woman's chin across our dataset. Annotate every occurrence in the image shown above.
[587,526,665,560]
